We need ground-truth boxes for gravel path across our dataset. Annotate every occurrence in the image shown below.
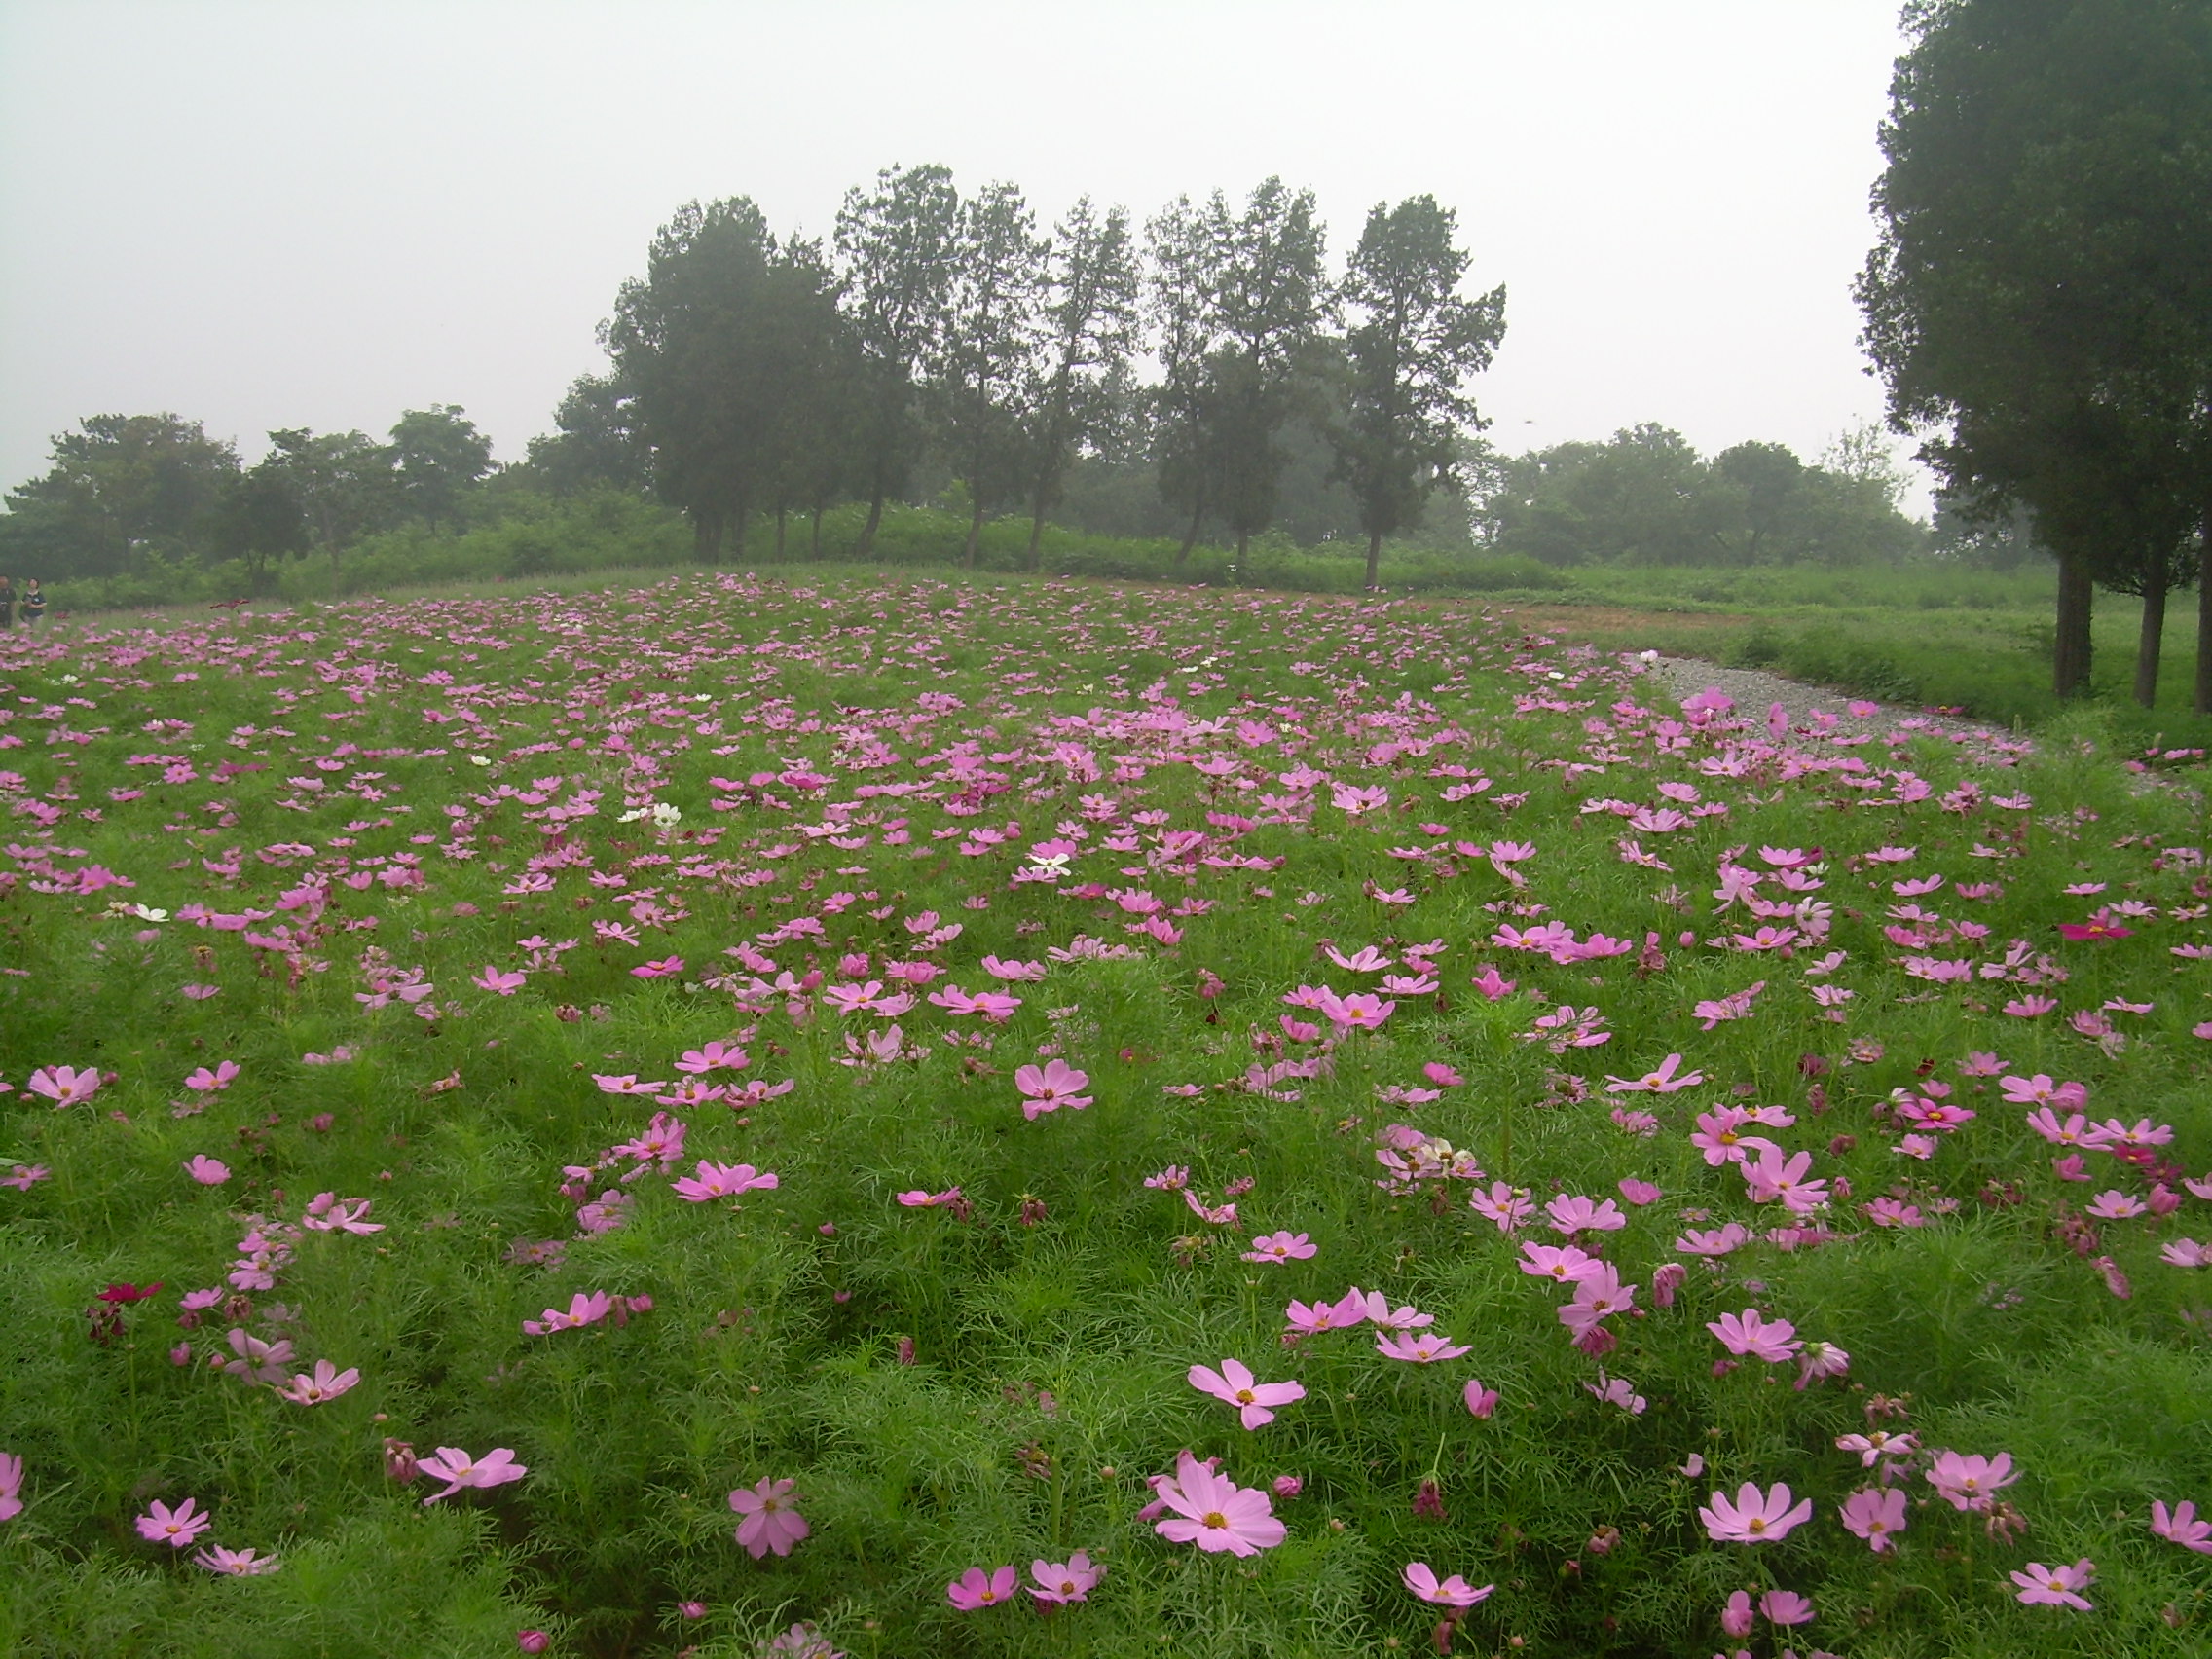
[1642,654,2037,756]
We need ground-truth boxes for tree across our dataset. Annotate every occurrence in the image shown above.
[1020,197,1142,569]
[933,181,1045,566]
[758,236,864,560]
[519,373,650,498]
[212,458,309,593]
[1856,0,2212,702]
[388,405,493,532]
[605,198,799,561]
[1145,192,1230,560]
[835,164,960,559]
[1331,195,1506,585]
[1209,178,1331,559]
[1,414,239,578]
[267,428,397,570]
[1709,441,1806,566]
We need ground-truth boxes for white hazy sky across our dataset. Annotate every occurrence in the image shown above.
[0,0,1926,507]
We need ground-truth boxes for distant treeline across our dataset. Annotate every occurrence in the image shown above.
[3,166,1978,602]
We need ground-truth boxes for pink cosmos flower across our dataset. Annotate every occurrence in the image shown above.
[184,1156,231,1185]
[1189,1358,1306,1428]
[1519,1242,1605,1285]
[1375,1330,1472,1364]
[1242,1231,1317,1265]
[1546,1193,1627,1235]
[1344,1287,1434,1329]
[1028,1551,1102,1604]
[1468,1181,1535,1232]
[1720,1590,1754,1637]
[729,1478,810,1558]
[1150,1449,1286,1556]
[1402,1563,1494,1607]
[1014,1058,1093,1119]
[1698,1482,1814,1542]
[1584,1372,1646,1414]
[417,1447,528,1505]
[1284,1288,1371,1335]
[184,1061,240,1092]
[671,1161,780,1202]
[135,1495,212,1546]
[1708,1309,1802,1363]
[1926,1449,2017,1511]
[472,966,527,995]
[275,1359,360,1405]
[1462,1379,1498,1418]
[675,1040,750,1074]
[896,1187,963,1208]
[631,957,685,978]
[27,1064,102,1107]
[1759,1589,1814,1626]
[222,1327,295,1383]
[1839,1486,1907,1551]
[1617,1177,1663,1205]
[2151,1499,2212,1554]
[194,1545,280,1575]
[0,1452,21,1522]
[523,1292,613,1336]
[1604,1053,1705,1093]
[2160,1239,2212,1267]
[2010,1558,2094,1609]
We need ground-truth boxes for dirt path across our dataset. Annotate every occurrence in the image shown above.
[1641,654,2037,755]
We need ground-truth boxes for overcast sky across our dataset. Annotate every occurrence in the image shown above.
[0,0,1926,507]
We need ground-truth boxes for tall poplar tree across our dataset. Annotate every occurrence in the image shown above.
[1021,197,1142,569]
[1332,195,1506,586]
[1857,0,2212,703]
[834,164,960,559]
[935,181,1045,566]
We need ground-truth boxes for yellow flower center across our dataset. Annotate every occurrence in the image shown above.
[1202,1511,1229,1530]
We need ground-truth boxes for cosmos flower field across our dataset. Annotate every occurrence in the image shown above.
[1,570,2208,1659]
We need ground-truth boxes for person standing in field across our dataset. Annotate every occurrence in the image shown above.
[0,575,14,627]
[20,579,46,627]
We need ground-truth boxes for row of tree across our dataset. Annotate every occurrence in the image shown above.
[0,408,494,589]
[1857,0,2212,711]
[550,169,1509,586]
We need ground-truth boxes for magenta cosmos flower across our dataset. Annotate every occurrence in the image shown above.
[2152,1499,2212,1554]
[1189,1359,1306,1429]
[1926,1449,2017,1511]
[135,1496,212,1546]
[417,1447,528,1505]
[1241,1231,1317,1265]
[1698,1482,1813,1543]
[729,1478,810,1558]
[0,1452,22,1522]
[194,1544,279,1575]
[1402,1562,1494,1606]
[1838,1486,1908,1552]
[945,1565,1017,1608]
[1151,1450,1286,1556]
[1028,1551,1103,1604]
[1014,1059,1091,1118]
[1376,1330,1473,1364]
[275,1359,360,1405]
[2010,1558,2094,1609]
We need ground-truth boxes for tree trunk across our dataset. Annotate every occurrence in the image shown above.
[2196,501,2212,716]
[692,510,722,564]
[2054,550,2094,698]
[1174,496,1205,566]
[963,486,986,568]
[1365,529,1383,590]
[1026,483,1050,572]
[730,495,752,562]
[855,488,885,558]
[2133,555,2167,708]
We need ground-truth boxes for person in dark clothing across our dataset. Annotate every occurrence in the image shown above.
[20,579,46,627]
[0,576,14,627]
